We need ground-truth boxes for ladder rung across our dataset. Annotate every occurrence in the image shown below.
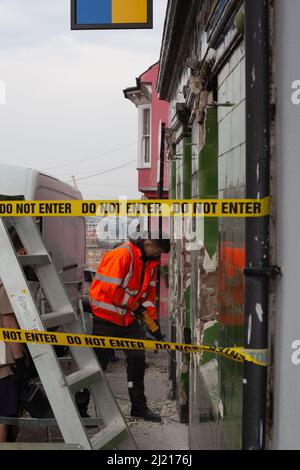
[0,415,102,427]
[41,311,76,328]
[0,443,84,450]
[19,254,50,266]
[66,368,100,393]
[90,423,127,450]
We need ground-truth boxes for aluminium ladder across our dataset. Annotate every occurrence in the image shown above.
[0,214,136,450]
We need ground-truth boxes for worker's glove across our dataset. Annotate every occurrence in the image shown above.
[134,307,165,341]
[134,306,147,321]
[151,322,165,342]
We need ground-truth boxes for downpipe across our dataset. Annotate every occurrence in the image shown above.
[242,0,270,449]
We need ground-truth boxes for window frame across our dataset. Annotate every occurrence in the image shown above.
[138,104,152,168]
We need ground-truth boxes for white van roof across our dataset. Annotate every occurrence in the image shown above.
[0,164,81,200]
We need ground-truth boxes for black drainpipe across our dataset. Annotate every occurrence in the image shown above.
[156,122,166,322]
[242,0,270,449]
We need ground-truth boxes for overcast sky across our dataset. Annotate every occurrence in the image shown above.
[0,0,167,199]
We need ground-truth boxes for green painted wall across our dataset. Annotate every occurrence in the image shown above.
[178,135,192,423]
[199,108,218,259]
[171,160,177,199]
[183,135,192,199]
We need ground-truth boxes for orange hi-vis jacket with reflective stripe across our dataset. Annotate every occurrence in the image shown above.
[89,241,159,326]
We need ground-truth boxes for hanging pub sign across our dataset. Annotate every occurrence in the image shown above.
[71,0,153,30]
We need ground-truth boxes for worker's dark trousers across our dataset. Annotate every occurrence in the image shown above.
[93,317,147,414]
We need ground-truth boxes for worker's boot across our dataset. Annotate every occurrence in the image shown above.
[131,406,162,422]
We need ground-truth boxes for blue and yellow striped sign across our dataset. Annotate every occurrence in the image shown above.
[71,0,153,30]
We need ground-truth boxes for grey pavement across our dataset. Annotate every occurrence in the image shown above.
[13,349,189,450]
[105,350,189,450]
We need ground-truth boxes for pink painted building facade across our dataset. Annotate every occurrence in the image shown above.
[123,62,169,199]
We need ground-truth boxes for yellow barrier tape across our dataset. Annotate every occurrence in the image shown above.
[0,198,270,217]
[0,328,268,366]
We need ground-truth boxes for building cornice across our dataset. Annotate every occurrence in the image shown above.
[157,0,199,102]
[157,0,244,103]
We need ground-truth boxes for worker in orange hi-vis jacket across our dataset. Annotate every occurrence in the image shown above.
[89,232,170,422]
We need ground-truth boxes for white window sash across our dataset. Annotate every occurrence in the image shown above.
[138,104,151,168]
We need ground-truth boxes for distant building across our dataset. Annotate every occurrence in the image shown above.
[86,217,106,270]
[85,244,106,271]
[86,217,99,244]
